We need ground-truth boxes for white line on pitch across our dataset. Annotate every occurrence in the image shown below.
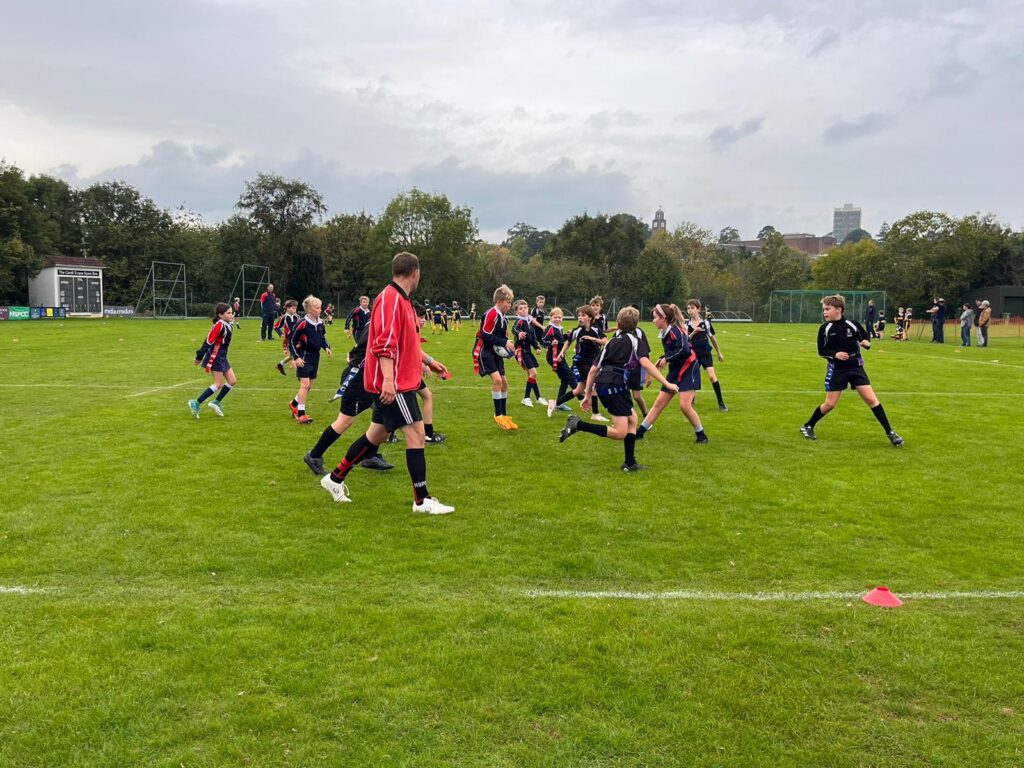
[126,381,195,398]
[522,589,1024,602]
[0,586,50,595]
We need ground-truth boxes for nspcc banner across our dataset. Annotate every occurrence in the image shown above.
[8,306,30,320]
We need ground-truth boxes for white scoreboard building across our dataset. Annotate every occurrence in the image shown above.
[29,256,107,317]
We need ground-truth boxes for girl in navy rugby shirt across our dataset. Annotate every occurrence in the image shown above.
[637,303,708,443]
[188,303,237,418]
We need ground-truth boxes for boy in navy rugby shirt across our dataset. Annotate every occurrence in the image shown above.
[274,300,300,375]
[558,307,677,471]
[288,295,333,424]
[512,299,547,407]
[801,294,902,446]
[546,305,607,421]
[473,284,518,430]
[542,307,576,416]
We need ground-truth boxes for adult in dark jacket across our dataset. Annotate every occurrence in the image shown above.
[259,283,277,341]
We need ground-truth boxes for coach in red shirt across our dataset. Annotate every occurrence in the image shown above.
[319,252,455,514]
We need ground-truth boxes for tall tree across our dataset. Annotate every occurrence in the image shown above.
[841,228,872,245]
[718,226,740,244]
[236,174,326,289]
[0,162,48,302]
[757,225,777,240]
[367,188,478,302]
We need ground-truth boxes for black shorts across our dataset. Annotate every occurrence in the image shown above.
[517,347,539,370]
[478,348,506,377]
[627,366,645,391]
[573,360,597,384]
[551,359,575,386]
[296,359,319,380]
[338,367,374,417]
[695,347,715,369]
[371,392,422,432]
[596,387,634,417]
[825,363,871,391]
[664,362,701,393]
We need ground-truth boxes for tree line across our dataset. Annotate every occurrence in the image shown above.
[3,159,1022,317]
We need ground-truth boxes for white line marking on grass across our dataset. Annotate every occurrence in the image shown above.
[126,381,195,398]
[902,353,1024,371]
[0,586,49,595]
[523,589,1024,602]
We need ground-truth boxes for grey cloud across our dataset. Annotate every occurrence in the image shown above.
[54,142,635,236]
[709,118,763,153]
[586,110,645,132]
[822,113,896,145]
[808,30,840,57]
[924,57,981,100]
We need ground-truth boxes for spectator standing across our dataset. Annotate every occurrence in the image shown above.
[978,300,992,347]
[259,283,277,341]
[928,298,946,343]
[866,299,877,339]
[974,299,984,346]
[959,303,974,347]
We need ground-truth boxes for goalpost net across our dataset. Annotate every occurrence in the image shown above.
[134,261,189,318]
[228,264,271,317]
[769,290,886,324]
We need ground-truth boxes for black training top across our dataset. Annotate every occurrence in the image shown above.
[817,317,870,369]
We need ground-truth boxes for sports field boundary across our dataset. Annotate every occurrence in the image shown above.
[522,588,1024,602]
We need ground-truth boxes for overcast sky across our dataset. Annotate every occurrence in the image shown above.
[2,0,1023,241]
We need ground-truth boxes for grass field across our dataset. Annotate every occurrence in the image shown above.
[2,316,1023,766]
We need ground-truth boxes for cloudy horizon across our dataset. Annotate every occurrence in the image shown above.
[3,0,1023,242]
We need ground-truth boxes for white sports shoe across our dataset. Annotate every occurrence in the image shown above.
[591,413,610,423]
[413,496,455,515]
[547,399,556,418]
[207,401,224,417]
[536,397,548,406]
[320,473,351,503]
[521,397,533,407]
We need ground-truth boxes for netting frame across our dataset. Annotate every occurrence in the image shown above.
[227,264,271,318]
[133,261,189,318]
[769,289,886,324]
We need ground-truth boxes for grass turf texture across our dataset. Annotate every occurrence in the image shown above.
[2,318,1023,766]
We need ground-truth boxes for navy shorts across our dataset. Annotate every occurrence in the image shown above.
[478,348,505,377]
[825,363,871,391]
[518,347,539,370]
[204,355,231,374]
[663,362,701,393]
[597,387,634,417]
[551,359,575,387]
[695,347,715,369]
[371,392,422,433]
[296,358,319,380]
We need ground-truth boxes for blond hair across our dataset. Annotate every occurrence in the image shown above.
[616,306,639,333]
[493,284,514,303]
[302,295,321,312]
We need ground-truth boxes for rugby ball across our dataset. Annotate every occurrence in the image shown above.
[493,345,512,358]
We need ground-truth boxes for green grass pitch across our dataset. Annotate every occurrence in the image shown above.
[1,318,1023,766]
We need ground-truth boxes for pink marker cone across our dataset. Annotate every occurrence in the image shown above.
[863,586,903,608]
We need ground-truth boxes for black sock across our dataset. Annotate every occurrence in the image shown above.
[807,406,826,428]
[557,390,576,406]
[712,381,724,406]
[493,396,502,417]
[524,383,532,399]
[591,395,600,414]
[406,447,429,502]
[196,385,216,404]
[871,403,893,433]
[637,424,648,437]
[500,396,508,416]
[425,423,434,438]
[331,434,374,482]
[532,381,541,398]
[214,383,232,402]
[624,433,636,465]
[576,422,608,437]
[311,424,342,459]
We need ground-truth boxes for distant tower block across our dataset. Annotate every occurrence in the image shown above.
[652,207,667,234]
[833,203,862,244]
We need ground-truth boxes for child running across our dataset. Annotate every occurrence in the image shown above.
[684,299,728,411]
[231,297,242,329]
[473,284,518,430]
[800,294,903,446]
[558,306,678,471]
[636,303,708,443]
[188,302,237,418]
[542,307,576,416]
[274,299,300,375]
[546,305,607,421]
[345,295,371,339]
[512,299,547,407]
[288,295,333,424]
